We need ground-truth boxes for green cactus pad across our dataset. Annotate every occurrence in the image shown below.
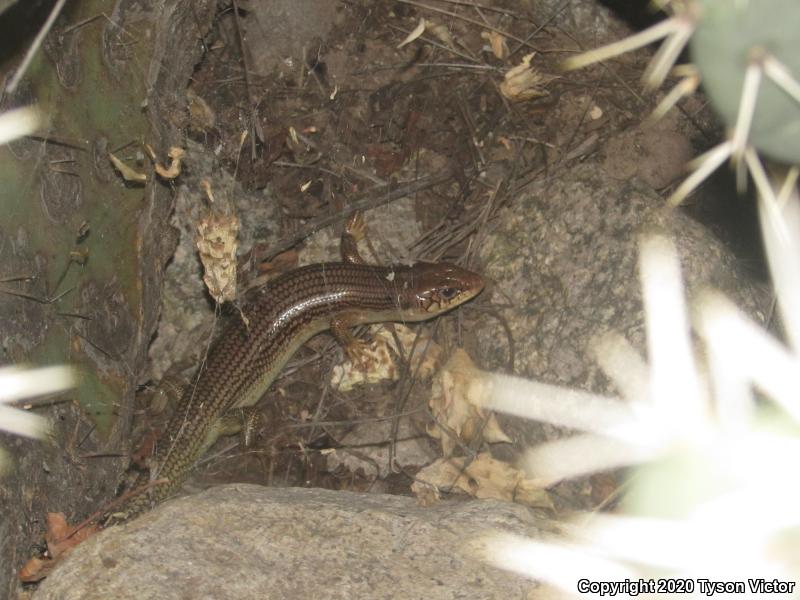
[691,0,800,164]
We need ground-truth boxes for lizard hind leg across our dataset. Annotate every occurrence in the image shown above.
[207,406,265,453]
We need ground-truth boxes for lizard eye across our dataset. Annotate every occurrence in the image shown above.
[440,287,458,300]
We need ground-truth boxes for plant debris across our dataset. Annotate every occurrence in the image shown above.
[195,180,240,304]
[147,145,185,180]
[18,513,100,583]
[108,152,146,184]
[412,453,552,509]
[427,349,510,456]
[331,324,442,392]
[196,211,240,304]
[499,52,557,102]
[481,31,508,60]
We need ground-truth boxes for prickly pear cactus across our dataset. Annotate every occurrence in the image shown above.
[690,0,800,163]
[0,1,214,594]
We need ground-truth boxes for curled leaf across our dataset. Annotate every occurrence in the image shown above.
[154,146,185,179]
[187,88,216,131]
[427,349,511,456]
[499,52,558,102]
[45,512,99,560]
[397,18,426,49]
[481,31,509,60]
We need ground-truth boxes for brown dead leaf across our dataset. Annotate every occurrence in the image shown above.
[130,427,160,470]
[481,31,509,60]
[153,146,185,179]
[497,136,513,151]
[396,18,455,50]
[196,211,240,304]
[18,557,49,583]
[257,248,299,277]
[20,513,101,582]
[499,53,557,102]
[428,349,510,456]
[366,143,405,178]
[142,144,185,179]
[331,324,442,391]
[45,512,99,559]
[412,453,552,509]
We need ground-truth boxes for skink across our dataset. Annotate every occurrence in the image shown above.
[115,215,484,519]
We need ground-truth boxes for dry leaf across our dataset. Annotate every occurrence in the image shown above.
[499,52,557,102]
[385,325,442,378]
[331,327,399,392]
[131,427,160,470]
[331,325,442,391]
[257,249,299,278]
[427,21,455,48]
[397,17,426,49]
[196,211,240,304]
[288,126,300,146]
[154,146,185,179]
[412,453,552,509]
[427,349,511,456]
[45,512,99,559]
[497,136,513,151]
[142,144,185,179]
[20,513,100,582]
[397,18,455,50]
[481,31,509,60]
[108,152,147,183]
[18,557,49,583]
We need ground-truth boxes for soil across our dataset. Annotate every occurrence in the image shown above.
[124,0,762,510]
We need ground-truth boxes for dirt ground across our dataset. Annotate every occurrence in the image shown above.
[116,0,760,511]
[165,0,629,500]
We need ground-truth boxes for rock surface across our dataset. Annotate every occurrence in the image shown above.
[602,118,694,190]
[476,163,769,455]
[36,486,550,600]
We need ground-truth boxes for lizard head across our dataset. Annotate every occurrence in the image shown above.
[393,262,485,320]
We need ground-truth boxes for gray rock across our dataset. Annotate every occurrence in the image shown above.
[522,0,632,44]
[35,485,550,600]
[477,164,769,448]
[602,120,694,190]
